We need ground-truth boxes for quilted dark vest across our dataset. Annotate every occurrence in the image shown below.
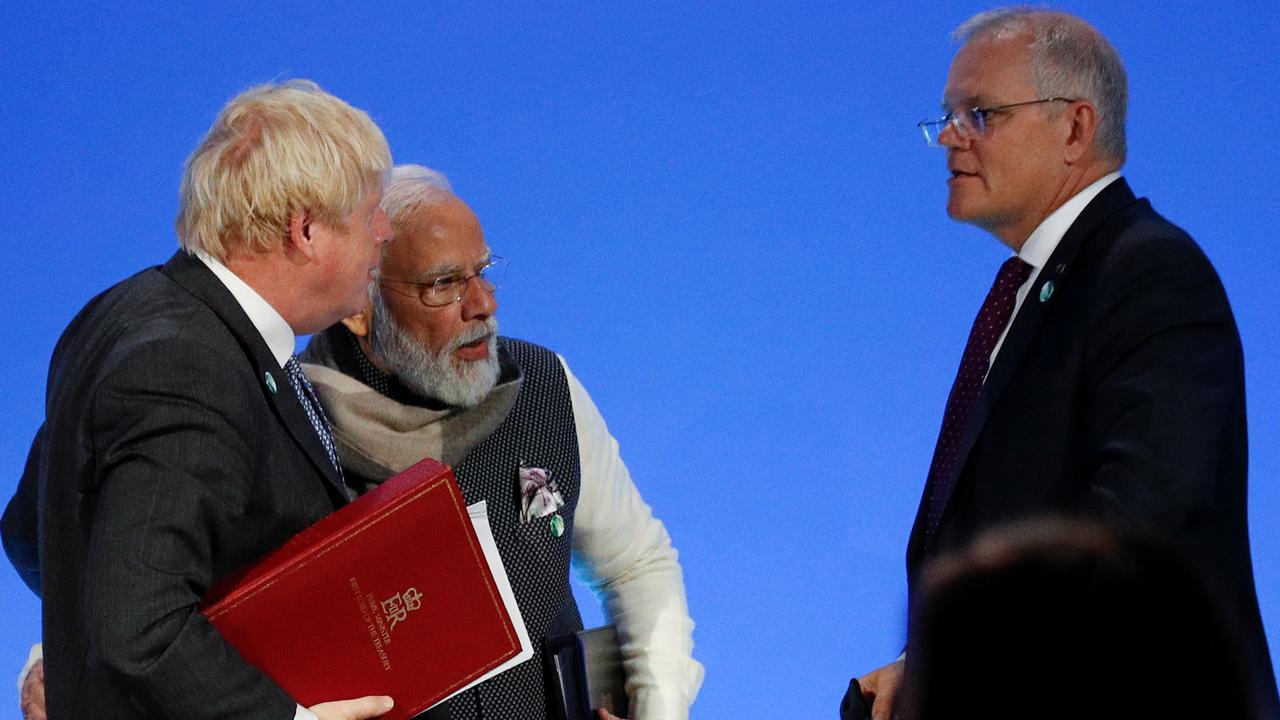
[431,338,584,720]
[308,329,585,718]
[442,338,583,717]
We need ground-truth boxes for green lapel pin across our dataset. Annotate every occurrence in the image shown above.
[549,514,565,537]
[264,371,278,394]
[1039,280,1055,302]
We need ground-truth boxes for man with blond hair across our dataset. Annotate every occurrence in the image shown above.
[848,7,1277,718]
[3,80,396,720]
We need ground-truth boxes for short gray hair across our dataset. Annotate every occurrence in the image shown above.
[382,164,455,231]
[956,7,1127,166]
[368,163,453,347]
[370,163,455,326]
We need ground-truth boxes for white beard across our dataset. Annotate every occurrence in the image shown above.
[370,298,500,408]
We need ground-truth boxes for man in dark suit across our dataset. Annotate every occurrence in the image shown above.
[848,8,1277,718]
[2,80,397,720]
[13,164,706,720]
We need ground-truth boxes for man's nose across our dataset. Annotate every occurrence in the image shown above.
[938,119,971,149]
[460,275,497,319]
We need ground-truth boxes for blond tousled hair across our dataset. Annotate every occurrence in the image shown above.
[176,79,392,259]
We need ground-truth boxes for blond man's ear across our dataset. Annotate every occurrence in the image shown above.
[340,305,373,339]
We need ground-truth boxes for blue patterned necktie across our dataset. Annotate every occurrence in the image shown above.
[922,256,1032,553]
[284,356,346,488]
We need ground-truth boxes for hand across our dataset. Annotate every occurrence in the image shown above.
[20,659,46,720]
[858,659,904,720]
[596,709,628,720]
[310,695,394,720]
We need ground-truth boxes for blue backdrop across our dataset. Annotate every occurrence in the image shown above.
[2,1,1277,716]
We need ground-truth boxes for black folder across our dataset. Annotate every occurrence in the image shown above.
[544,624,627,720]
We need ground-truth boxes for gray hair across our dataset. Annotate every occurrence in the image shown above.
[955,7,1127,166]
[370,162,455,330]
[382,163,455,229]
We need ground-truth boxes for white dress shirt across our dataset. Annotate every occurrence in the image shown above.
[989,172,1122,367]
[196,252,317,720]
[195,251,296,367]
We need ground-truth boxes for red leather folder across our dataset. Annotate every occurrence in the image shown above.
[200,458,524,720]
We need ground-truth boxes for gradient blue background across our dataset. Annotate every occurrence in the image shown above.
[2,1,1277,715]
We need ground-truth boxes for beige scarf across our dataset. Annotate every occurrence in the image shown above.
[301,360,521,484]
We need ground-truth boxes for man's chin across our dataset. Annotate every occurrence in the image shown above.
[946,194,977,222]
[443,358,500,407]
[947,198,1001,230]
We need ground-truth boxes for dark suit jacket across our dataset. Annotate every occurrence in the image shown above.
[905,179,1278,710]
[2,252,350,719]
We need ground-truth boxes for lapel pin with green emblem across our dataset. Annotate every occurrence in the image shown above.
[264,371,278,394]
[549,514,566,537]
[1039,280,1055,302]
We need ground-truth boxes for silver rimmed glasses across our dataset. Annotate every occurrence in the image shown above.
[917,97,1076,145]
[379,256,506,307]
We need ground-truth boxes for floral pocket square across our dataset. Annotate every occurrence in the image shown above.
[519,464,565,523]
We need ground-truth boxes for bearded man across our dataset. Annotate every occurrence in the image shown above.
[298,165,704,720]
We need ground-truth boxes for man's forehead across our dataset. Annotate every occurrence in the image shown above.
[381,234,490,279]
[396,197,480,237]
[415,247,492,275]
[383,200,487,274]
[943,39,1033,108]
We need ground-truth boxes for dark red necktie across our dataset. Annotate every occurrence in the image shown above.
[922,256,1032,550]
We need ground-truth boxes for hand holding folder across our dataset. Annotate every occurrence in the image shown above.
[200,458,532,720]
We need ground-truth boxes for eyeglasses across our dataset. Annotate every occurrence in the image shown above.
[379,256,506,307]
[917,97,1076,146]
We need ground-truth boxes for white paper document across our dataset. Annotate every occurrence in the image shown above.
[430,500,533,706]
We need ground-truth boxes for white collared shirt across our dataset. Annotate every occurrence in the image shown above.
[196,251,323,720]
[193,251,318,720]
[194,250,296,367]
[989,172,1122,367]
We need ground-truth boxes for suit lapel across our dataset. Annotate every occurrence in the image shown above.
[159,252,349,504]
[912,180,1140,560]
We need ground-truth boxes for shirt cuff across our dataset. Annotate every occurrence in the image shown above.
[16,642,41,693]
[295,704,320,720]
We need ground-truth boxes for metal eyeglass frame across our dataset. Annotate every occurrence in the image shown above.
[917,97,1076,145]
[379,256,506,307]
